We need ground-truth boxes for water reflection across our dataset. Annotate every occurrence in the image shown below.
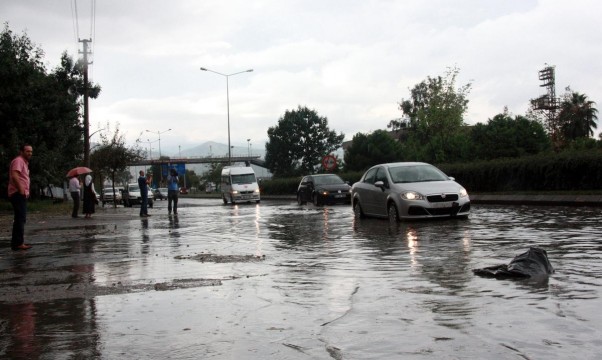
[0,200,600,359]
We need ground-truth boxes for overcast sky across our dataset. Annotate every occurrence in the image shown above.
[2,0,601,156]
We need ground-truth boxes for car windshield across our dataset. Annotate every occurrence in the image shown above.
[159,188,167,193]
[129,185,140,192]
[313,175,345,185]
[388,165,448,183]
[231,174,256,185]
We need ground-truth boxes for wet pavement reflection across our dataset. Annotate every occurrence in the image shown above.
[1,198,601,359]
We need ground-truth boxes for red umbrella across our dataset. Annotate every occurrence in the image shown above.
[66,167,92,178]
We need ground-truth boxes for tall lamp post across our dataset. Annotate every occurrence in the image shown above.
[145,128,171,159]
[145,128,171,183]
[200,67,253,165]
[247,138,251,157]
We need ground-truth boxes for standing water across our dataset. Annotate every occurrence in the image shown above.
[0,199,600,359]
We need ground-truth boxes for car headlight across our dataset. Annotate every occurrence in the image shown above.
[401,191,425,200]
[459,187,468,198]
[254,188,260,194]
[232,190,239,195]
[320,190,329,196]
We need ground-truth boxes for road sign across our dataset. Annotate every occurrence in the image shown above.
[322,155,337,171]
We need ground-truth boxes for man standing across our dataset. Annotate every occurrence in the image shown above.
[69,175,81,218]
[138,170,152,217]
[167,168,179,215]
[8,145,33,251]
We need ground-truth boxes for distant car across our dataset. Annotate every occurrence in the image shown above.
[179,187,188,195]
[351,162,470,221]
[122,183,154,208]
[297,174,351,206]
[154,188,168,200]
[101,187,123,207]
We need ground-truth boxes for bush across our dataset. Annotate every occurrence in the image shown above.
[439,150,602,192]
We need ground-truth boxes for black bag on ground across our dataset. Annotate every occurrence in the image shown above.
[473,247,554,279]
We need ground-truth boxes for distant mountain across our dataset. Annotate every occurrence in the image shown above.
[171,141,265,159]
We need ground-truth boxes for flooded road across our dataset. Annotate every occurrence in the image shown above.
[1,198,601,359]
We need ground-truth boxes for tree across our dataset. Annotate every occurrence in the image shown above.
[558,91,598,141]
[344,130,403,171]
[265,106,344,177]
[90,126,143,207]
[388,66,471,163]
[0,24,100,197]
[470,113,550,160]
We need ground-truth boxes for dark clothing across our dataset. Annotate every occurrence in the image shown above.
[138,175,149,216]
[9,193,27,250]
[83,182,96,215]
[71,191,80,217]
[167,173,179,214]
[168,190,178,214]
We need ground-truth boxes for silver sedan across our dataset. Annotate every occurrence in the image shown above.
[351,162,470,221]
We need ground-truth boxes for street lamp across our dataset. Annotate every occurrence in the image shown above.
[247,138,251,157]
[145,128,171,159]
[200,67,253,165]
[145,128,171,183]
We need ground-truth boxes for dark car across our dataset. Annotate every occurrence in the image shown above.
[297,174,351,206]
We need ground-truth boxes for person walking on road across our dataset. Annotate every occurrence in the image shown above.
[138,170,152,217]
[167,168,179,215]
[69,175,81,218]
[8,145,33,251]
[82,173,97,218]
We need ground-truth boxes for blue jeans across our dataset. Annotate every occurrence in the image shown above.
[9,193,27,249]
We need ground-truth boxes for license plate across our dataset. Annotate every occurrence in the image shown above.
[241,195,251,199]
[430,202,453,208]
[335,194,345,198]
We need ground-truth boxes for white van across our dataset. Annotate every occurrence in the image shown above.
[221,166,261,204]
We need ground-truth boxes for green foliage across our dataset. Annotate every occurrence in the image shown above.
[344,130,403,171]
[558,91,598,141]
[90,125,143,201]
[470,113,551,160]
[265,106,344,177]
[439,150,602,192]
[389,66,472,163]
[0,24,100,197]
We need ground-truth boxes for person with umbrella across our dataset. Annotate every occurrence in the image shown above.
[68,174,81,218]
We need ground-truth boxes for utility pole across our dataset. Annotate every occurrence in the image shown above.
[80,38,92,167]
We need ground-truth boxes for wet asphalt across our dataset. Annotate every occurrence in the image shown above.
[1,197,601,359]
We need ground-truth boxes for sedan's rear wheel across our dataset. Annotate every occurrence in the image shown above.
[387,202,399,222]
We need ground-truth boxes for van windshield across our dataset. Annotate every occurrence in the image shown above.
[231,174,256,185]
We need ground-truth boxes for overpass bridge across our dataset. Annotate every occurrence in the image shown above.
[130,155,266,167]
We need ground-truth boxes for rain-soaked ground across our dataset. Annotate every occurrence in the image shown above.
[1,198,601,359]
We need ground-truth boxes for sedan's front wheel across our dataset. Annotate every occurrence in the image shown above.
[353,200,365,219]
[387,202,399,222]
[313,194,321,206]
[297,193,306,205]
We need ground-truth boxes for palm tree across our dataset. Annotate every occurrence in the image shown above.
[558,92,598,140]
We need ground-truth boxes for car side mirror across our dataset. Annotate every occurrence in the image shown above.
[449,176,455,181]
[374,180,386,190]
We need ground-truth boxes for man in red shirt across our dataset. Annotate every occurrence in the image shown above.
[8,145,33,251]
